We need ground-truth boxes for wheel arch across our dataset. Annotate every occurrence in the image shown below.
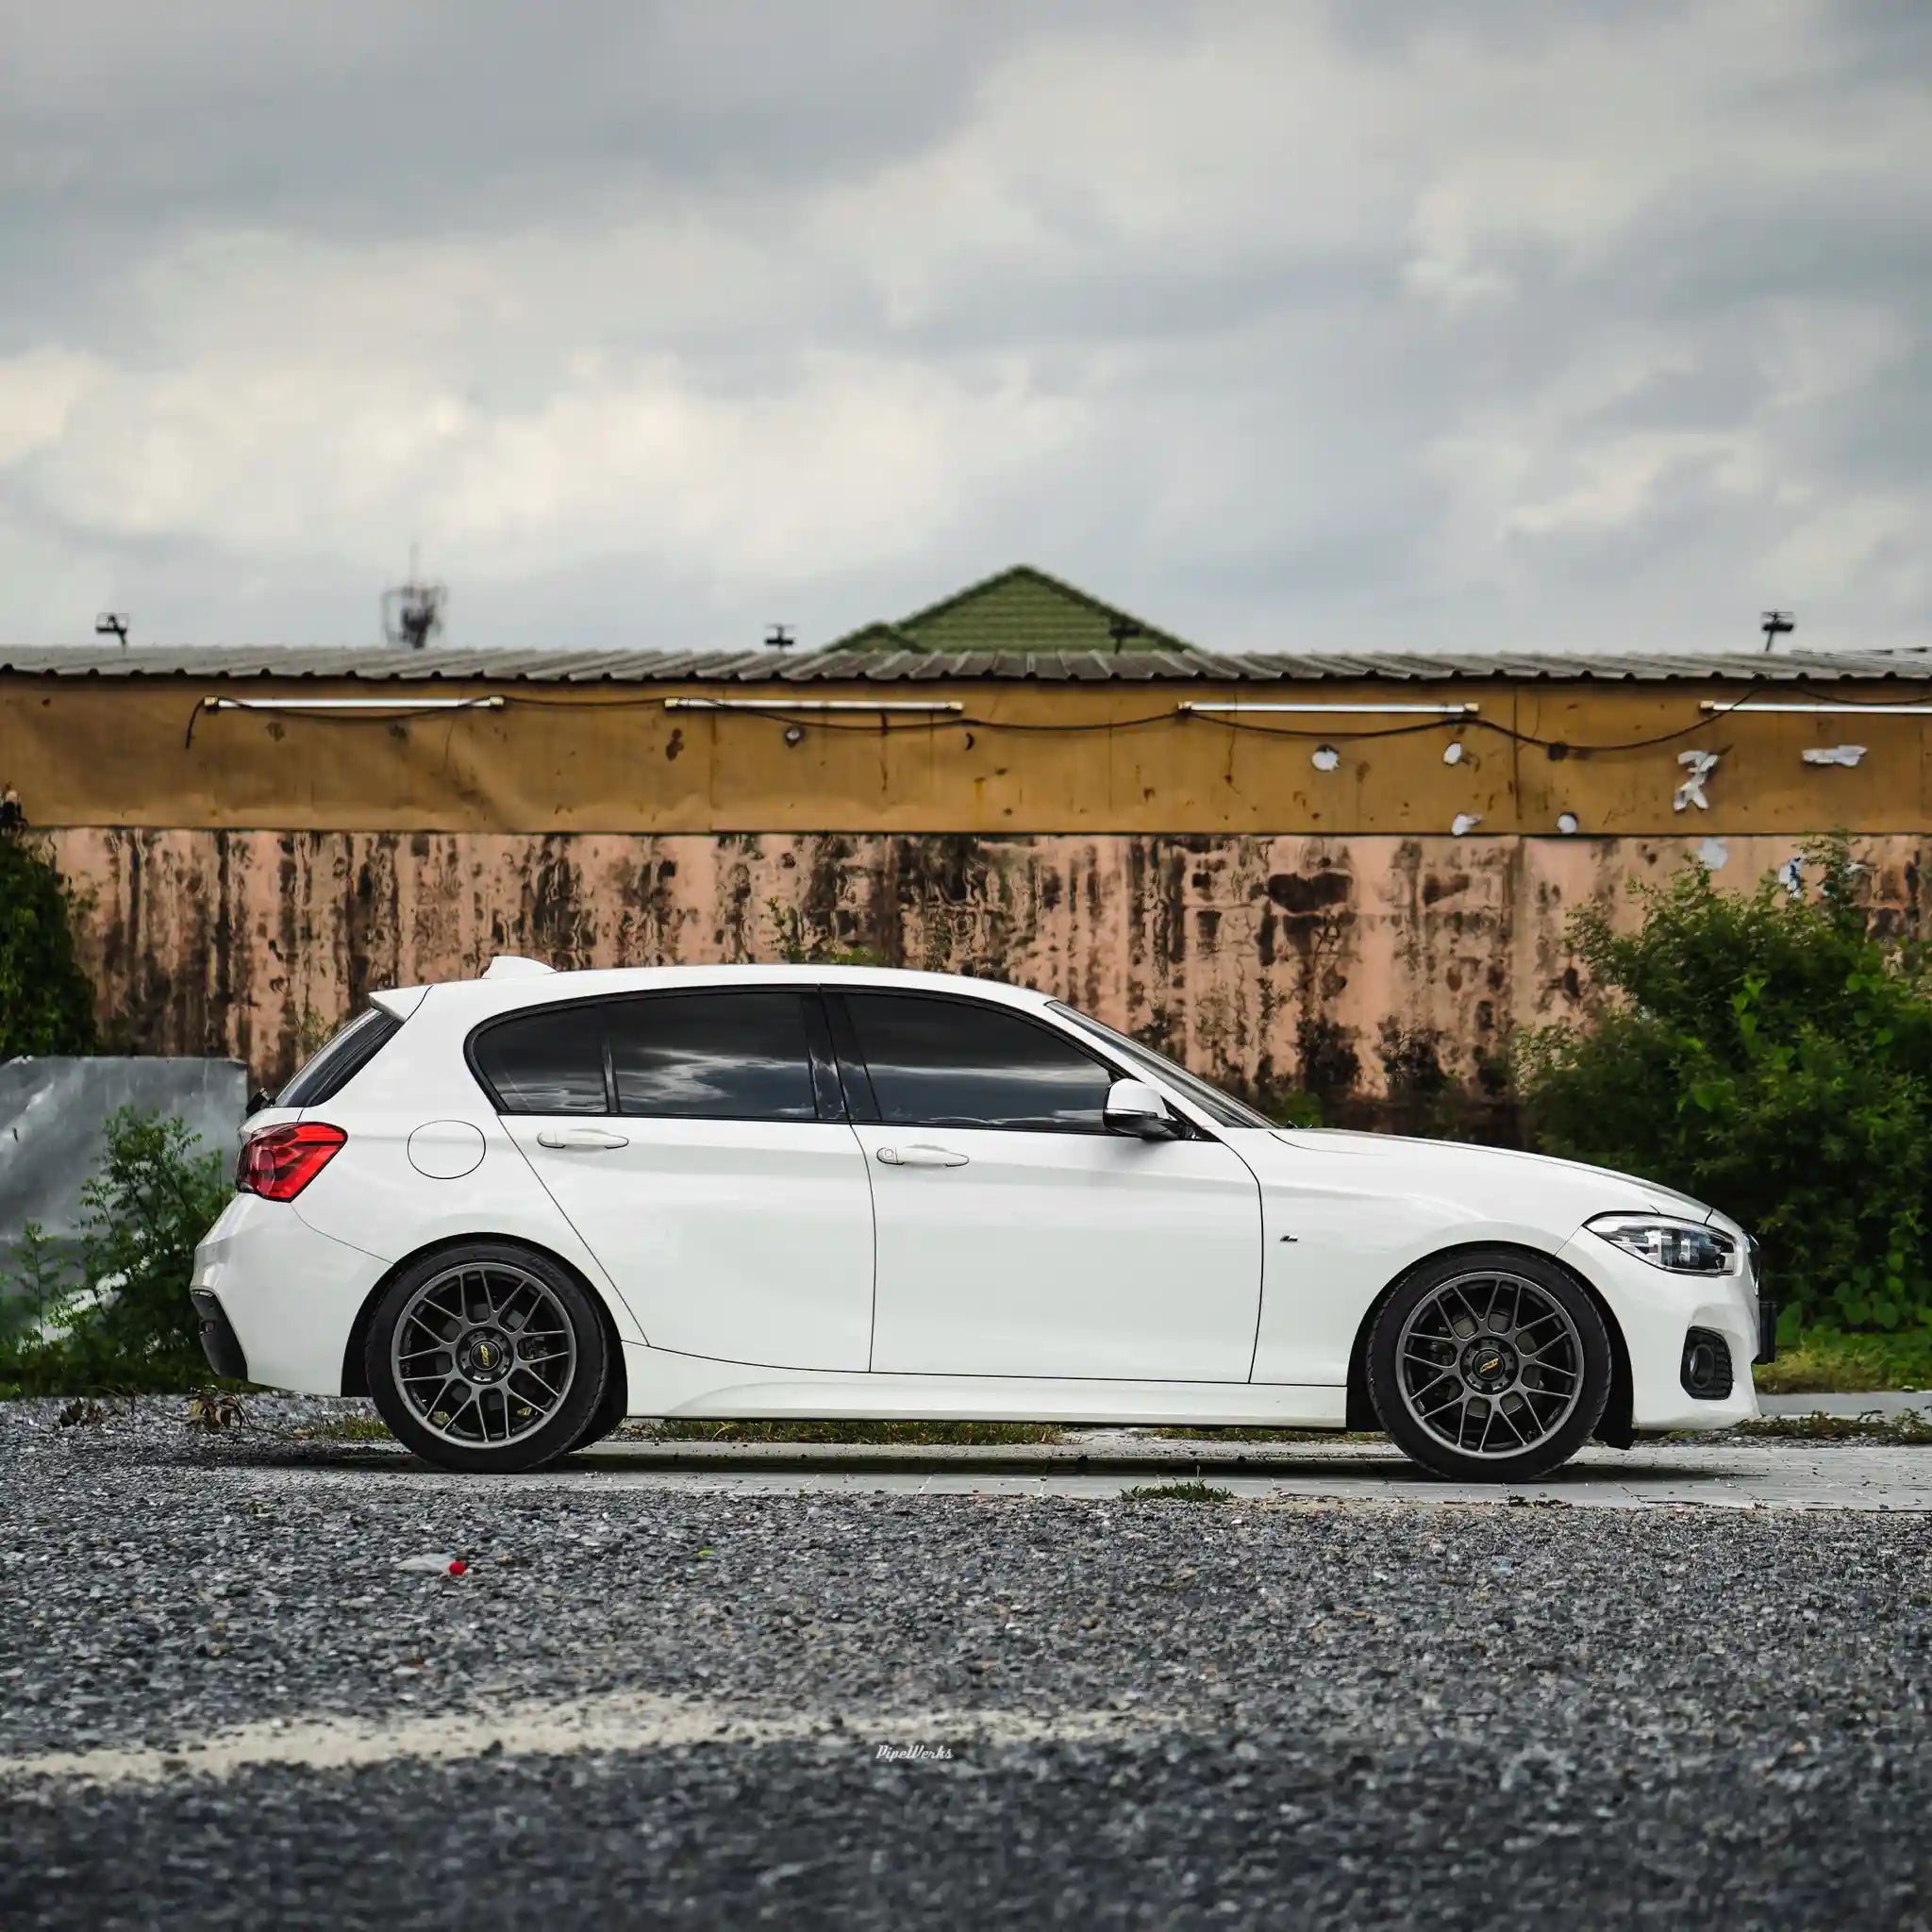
[340,1230,630,1418]
[1342,1239,1633,1447]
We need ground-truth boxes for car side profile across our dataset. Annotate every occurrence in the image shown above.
[192,961,1772,1480]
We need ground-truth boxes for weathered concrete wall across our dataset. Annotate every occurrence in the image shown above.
[0,1057,247,1277]
[46,827,1930,1097]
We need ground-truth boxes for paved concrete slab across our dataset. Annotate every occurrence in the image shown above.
[239,1430,1932,1512]
[1757,1390,1930,1419]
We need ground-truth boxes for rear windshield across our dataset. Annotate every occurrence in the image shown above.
[276,1007,401,1108]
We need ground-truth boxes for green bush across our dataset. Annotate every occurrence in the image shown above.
[0,1109,230,1395]
[0,827,97,1058]
[1514,839,1932,1332]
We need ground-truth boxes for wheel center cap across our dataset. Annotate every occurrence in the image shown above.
[458,1328,511,1383]
[1461,1337,1519,1393]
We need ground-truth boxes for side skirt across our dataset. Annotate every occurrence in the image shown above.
[621,1343,1346,1429]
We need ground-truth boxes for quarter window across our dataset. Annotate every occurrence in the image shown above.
[276,1007,400,1108]
[844,992,1113,1133]
[472,1005,608,1115]
[607,992,817,1122]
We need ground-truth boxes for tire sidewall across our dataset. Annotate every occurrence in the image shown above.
[1368,1248,1612,1482]
[365,1241,608,1474]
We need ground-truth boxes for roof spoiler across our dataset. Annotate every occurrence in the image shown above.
[481,955,557,981]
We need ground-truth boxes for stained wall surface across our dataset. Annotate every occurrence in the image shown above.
[43,826,1930,1095]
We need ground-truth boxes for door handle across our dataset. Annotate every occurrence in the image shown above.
[535,1126,630,1150]
[876,1144,969,1169]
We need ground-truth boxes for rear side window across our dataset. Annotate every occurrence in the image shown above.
[608,991,817,1122]
[276,1008,401,1108]
[843,992,1113,1133]
[473,1005,607,1115]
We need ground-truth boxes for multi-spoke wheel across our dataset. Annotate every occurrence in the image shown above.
[1368,1250,1612,1481]
[366,1242,608,1473]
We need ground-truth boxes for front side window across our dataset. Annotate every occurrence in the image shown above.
[472,1004,607,1115]
[607,991,816,1122]
[844,992,1114,1133]
[1049,1003,1270,1129]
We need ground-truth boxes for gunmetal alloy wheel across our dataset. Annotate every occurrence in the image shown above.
[1368,1250,1612,1482]
[366,1242,608,1474]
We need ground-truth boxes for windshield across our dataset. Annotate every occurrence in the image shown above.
[1048,1003,1272,1130]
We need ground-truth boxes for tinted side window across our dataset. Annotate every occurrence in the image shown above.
[473,1005,608,1115]
[277,1008,400,1108]
[608,991,817,1122]
[844,993,1113,1133]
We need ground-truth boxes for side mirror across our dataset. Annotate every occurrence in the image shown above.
[1104,1077,1180,1141]
[244,1089,274,1120]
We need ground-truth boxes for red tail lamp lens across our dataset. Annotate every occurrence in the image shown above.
[237,1124,347,1201]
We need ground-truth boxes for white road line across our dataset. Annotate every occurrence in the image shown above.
[0,1692,1177,1790]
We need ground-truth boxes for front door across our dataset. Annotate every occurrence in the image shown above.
[834,991,1262,1381]
[476,988,874,1371]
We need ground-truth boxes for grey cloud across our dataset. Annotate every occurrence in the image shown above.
[0,0,1926,654]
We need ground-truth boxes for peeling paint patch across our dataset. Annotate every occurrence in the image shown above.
[1673,750,1721,812]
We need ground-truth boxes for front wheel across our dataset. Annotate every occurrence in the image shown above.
[366,1242,608,1474]
[1368,1250,1611,1482]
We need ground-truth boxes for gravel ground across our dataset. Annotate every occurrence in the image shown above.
[4,1396,1931,1930]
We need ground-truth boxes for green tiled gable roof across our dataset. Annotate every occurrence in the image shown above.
[829,564,1196,655]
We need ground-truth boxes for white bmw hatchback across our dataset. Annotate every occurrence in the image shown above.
[192,960,1770,1480]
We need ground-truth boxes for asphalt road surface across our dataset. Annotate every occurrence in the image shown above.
[4,1398,1929,1930]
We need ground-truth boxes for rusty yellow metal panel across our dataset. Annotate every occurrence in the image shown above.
[45,826,1932,1092]
[7,674,1932,834]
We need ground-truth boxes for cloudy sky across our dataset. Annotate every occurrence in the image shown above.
[2,0,1927,655]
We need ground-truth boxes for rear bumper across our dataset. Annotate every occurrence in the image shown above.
[191,1193,390,1393]
[189,1290,248,1380]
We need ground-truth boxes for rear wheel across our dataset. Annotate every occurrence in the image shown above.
[366,1242,608,1474]
[1368,1249,1611,1482]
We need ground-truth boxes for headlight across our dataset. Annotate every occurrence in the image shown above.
[1588,1213,1739,1274]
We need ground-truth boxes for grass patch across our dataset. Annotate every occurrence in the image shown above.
[291,1415,396,1442]
[621,1419,1065,1446]
[1122,1480,1234,1504]
[1755,1326,1932,1395]
[1734,1409,1932,1443]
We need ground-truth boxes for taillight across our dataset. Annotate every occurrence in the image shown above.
[237,1123,347,1201]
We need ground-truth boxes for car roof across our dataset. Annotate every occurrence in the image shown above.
[381,961,1060,1020]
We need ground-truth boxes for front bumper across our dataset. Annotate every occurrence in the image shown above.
[191,1192,390,1393]
[1556,1226,1763,1432]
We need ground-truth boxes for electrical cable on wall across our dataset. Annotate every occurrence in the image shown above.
[180,675,1932,758]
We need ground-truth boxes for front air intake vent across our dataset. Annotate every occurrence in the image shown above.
[1680,1328,1734,1401]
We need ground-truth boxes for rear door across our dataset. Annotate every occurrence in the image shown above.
[833,990,1262,1382]
[475,989,875,1371]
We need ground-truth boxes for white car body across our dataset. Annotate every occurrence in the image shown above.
[192,963,1763,1441]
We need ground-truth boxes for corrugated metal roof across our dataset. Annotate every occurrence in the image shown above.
[0,643,1926,683]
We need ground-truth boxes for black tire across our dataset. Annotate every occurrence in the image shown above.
[365,1241,608,1474]
[1367,1247,1612,1482]
[565,1356,629,1455]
